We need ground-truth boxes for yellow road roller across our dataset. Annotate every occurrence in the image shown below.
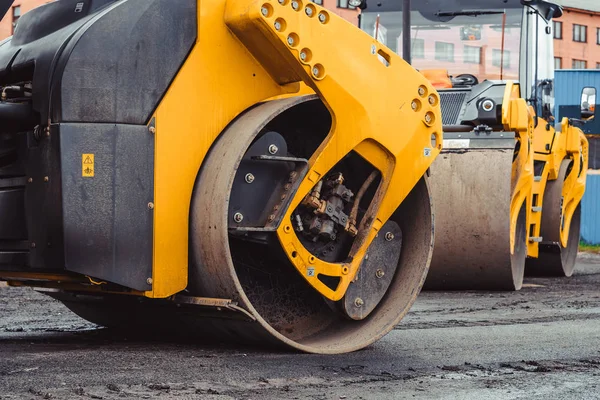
[0,0,442,353]
[358,0,589,290]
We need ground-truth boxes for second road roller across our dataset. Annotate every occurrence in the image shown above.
[358,0,589,290]
[0,0,442,353]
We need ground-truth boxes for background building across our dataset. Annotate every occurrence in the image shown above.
[553,0,600,69]
[0,0,48,40]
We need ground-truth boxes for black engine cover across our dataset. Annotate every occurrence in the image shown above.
[0,0,197,125]
[0,0,197,291]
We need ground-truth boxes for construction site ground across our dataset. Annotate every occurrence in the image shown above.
[1,253,600,400]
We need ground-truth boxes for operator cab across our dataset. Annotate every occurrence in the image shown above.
[357,0,562,132]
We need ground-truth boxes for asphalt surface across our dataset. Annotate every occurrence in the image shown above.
[1,254,600,399]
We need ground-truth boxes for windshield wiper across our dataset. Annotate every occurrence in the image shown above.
[436,11,506,17]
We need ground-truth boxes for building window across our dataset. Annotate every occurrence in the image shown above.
[597,28,600,45]
[553,21,562,39]
[312,0,323,4]
[464,46,482,64]
[435,42,454,62]
[492,49,510,68]
[572,59,587,69]
[11,6,21,34]
[573,24,587,43]
[337,0,356,8]
[411,38,425,59]
[554,57,562,70]
[596,62,600,69]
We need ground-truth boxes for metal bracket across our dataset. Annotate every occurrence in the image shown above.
[172,295,256,321]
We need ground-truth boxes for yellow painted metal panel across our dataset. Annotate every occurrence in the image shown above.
[225,0,442,300]
[146,0,295,298]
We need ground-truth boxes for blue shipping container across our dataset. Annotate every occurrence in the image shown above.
[581,173,600,245]
[555,70,600,244]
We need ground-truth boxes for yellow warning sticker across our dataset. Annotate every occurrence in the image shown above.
[82,154,95,177]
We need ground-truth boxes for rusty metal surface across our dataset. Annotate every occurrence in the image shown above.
[424,149,526,290]
[527,161,580,277]
[188,97,434,354]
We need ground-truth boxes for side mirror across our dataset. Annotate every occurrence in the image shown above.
[521,0,563,21]
[581,87,596,122]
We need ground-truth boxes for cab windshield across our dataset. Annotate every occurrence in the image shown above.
[360,8,523,83]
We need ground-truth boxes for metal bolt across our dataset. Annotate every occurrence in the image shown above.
[305,7,313,16]
[30,242,36,248]
[146,278,153,285]
[291,1,299,10]
[318,12,326,22]
[371,44,376,54]
[149,126,156,134]
[274,21,282,31]
[312,67,320,76]
[261,6,268,16]
[418,87,426,96]
[385,232,394,241]
[234,212,244,223]
[148,202,155,210]
[278,0,285,3]
[269,144,279,154]
[289,171,298,180]
[425,114,432,124]
[287,36,295,46]
[268,214,276,222]
[45,127,50,137]
[300,51,307,61]
[376,269,385,279]
[284,183,292,191]
[245,173,255,183]
[44,176,49,182]
[411,101,418,111]
[428,95,436,105]
[354,298,364,308]
[27,178,33,183]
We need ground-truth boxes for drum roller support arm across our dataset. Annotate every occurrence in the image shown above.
[224,0,443,300]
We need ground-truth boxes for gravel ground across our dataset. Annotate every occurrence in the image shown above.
[1,254,600,399]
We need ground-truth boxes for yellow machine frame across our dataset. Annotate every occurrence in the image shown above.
[2,0,442,302]
[501,82,588,259]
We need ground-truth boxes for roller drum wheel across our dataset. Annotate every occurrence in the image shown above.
[526,160,581,277]
[423,149,527,291]
[187,96,435,353]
